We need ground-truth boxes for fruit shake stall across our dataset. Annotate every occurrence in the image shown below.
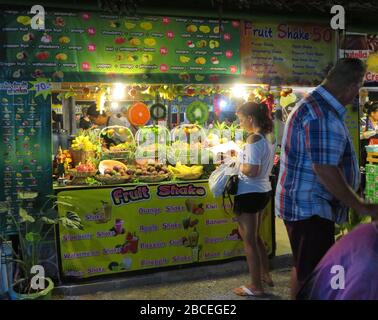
[0,8,278,279]
[53,82,276,279]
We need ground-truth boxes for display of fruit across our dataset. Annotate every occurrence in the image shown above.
[168,162,204,180]
[76,162,96,172]
[108,142,134,152]
[71,135,97,152]
[206,133,220,147]
[98,160,131,181]
[134,163,169,176]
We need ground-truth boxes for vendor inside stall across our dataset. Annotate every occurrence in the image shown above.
[87,102,133,130]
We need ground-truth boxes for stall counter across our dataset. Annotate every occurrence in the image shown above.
[55,180,275,279]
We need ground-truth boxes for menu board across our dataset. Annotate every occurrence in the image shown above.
[241,21,336,86]
[339,32,378,85]
[0,10,241,83]
[0,81,52,233]
[57,182,273,279]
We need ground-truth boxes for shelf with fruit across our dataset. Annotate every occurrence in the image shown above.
[167,162,204,180]
[169,124,206,164]
[70,130,101,166]
[135,125,170,146]
[99,126,136,159]
[95,160,134,184]
[132,162,171,182]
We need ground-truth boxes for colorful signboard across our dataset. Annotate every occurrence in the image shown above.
[241,21,336,86]
[339,32,378,85]
[0,80,52,233]
[0,10,241,83]
[58,182,273,279]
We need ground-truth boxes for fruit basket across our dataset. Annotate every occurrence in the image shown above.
[68,162,98,185]
[100,126,135,152]
[173,172,203,180]
[68,169,97,178]
[95,175,132,185]
[133,163,171,182]
[138,173,171,182]
[168,163,204,180]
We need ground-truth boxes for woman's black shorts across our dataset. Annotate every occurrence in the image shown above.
[233,191,271,215]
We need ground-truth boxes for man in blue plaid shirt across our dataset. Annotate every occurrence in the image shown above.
[276,58,378,299]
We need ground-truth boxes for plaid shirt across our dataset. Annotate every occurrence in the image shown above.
[275,86,360,224]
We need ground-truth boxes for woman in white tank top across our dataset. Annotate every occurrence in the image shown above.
[233,102,276,297]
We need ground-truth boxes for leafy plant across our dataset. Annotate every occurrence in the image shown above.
[335,208,371,240]
[0,192,84,295]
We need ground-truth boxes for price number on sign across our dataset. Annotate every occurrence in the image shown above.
[35,82,51,93]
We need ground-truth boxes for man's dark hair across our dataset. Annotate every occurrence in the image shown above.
[324,58,366,87]
[86,103,100,118]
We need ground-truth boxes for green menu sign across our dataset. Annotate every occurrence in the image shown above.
[241,21,336,86]
[0,81,52,233]
[0,10,241,83]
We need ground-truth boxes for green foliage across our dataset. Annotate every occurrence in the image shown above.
[0,193,84,294]
[335,208,372,241]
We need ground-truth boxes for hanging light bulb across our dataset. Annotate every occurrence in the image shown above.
[112,83,125,100]
[231,84,248,101]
